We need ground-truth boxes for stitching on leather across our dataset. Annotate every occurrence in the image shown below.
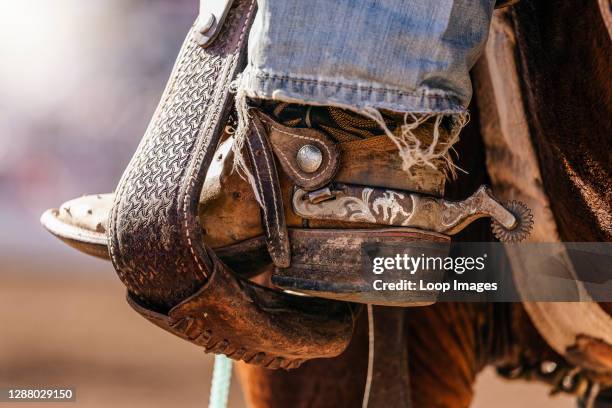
[246,130,271,237]
[181,0,256,276]
[269,124,335,184]
[271,125,334,162]
[183,58,235,275]
[252,121,284,242]
[273,144,325,182]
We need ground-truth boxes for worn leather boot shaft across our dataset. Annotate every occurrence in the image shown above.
[199,103,456,250]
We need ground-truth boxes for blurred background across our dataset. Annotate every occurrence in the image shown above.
[0,1,572,407]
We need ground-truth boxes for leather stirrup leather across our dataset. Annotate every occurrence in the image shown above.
[107,0,354,368]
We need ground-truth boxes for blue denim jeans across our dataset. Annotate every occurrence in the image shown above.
[239,0,496,113]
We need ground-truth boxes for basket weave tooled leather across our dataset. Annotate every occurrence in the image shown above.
[107,0,354,369]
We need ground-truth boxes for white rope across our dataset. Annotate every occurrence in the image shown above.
[362,304,375,408]
[208,354,233,408]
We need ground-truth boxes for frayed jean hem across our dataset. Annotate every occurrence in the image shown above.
[239,69,467,115]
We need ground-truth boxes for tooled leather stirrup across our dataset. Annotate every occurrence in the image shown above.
[108,0,353,369]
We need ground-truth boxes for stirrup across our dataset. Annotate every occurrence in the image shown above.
[43,0,354,368]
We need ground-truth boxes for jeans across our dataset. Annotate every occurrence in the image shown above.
[239,0,496,113]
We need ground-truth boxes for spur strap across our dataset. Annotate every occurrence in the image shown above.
[109,0,257,312]
[245,113,291,267]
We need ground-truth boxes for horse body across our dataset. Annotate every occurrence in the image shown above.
[237,302,557,408]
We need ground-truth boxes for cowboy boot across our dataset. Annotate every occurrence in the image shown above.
[41,0,532,368]
[41,103,532,367]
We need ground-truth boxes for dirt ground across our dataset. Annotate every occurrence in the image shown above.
[1,246,573,408]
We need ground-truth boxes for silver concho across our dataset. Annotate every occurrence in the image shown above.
[296,145,323,173]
